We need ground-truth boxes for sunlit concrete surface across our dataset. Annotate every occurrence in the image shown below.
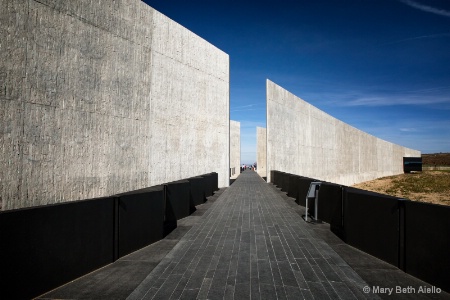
[257,127,267,178]
[0,0,229,210]
[230,120,240,179]
[266,80,420,184]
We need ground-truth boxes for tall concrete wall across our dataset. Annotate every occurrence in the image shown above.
[266,80,420,185]
[257,127,267,178]
[0,0,229,210]
[230,120,240,179]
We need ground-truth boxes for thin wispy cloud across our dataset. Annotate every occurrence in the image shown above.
[398,0,450,18]
[344,95,450,107]
[400,128,418,132]
[382,33,450,46]
[230,104,262,112]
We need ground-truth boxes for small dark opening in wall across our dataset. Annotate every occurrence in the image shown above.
[403,157,422,173]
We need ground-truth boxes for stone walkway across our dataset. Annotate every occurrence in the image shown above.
[127,171,378,300]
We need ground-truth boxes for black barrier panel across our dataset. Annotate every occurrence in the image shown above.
[403,157,422,173]
[288,174,301,198]
[116,186,165,258]
[211,172,219,191]
[165,180,195,221]
[281,173,291,193]
[296,177,318,207]
[313,183,343,231]
[0,198,115,300]
[270,170,275,183]
[188,177,207,206]
[202,173,214,197]
[276,171,284,188]
[404,201,450,293]
[273,171,282,187]
[344,188,400,266]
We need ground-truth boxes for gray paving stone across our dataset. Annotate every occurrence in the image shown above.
[275,285,288,300]
[124,172,381,300]
[284,285,302,300]
[259,283,277,300]
[234,283,251,299]
[179,288,199,300]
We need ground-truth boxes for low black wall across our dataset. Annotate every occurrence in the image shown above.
[281,172,290,193]
[296,177,317,207]
[343,187,401,267]
[404,201,450,293]
[188,176,207,206]
[0,172,219,299]
[313,183,343,230]
[287,174,301,198]
[115,186,165,258]
[165,180,195,221]
[277,170,449,292]
[211,172,219,191]
[203,173,214,197]
[0,197,115,300]
[272,170,283,187]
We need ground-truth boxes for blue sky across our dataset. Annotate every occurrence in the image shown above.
[144,0,450,164]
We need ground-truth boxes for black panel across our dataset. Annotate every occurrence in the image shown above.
[404,201,450,293]
[273,171,282,187]
[188,177,207,206]
[115,186,165,258]
[343,188,400,266]
[165,180,193,221]
[314,183,343,230]
[287,174,301,198]
[295,177,317,207]
[211,172,219,191]
[0,198,115,300]
[202,173,214,197]
[403,157,422,173]
[281,173,290,193]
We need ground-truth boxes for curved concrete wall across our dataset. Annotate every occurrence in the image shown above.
[230,120,240,179]
[266,80,420,185]
[0,0,229,210]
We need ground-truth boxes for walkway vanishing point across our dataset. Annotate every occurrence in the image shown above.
[39,171,448,300]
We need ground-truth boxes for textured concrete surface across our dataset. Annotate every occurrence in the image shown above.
[266,80,420,185]
[0,0,229,210]
[257,127,267,178]
[230,120,240,179]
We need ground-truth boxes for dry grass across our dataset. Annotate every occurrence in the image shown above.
[352,171,450,206]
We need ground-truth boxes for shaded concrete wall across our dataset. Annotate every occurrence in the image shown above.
[266,80,420,185]
[257,127,267,178]
[230,120,240,179]
[0,0,229,210]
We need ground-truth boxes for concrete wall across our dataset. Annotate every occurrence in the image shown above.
[230,120,240,179]
[257,127,267,178]
[0,0,229,210]
[266,80,420,185]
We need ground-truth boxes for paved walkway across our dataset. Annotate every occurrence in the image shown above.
[126,171,377,300]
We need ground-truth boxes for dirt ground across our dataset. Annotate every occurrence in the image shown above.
[422,153,450,166]
[352,171,450,206]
